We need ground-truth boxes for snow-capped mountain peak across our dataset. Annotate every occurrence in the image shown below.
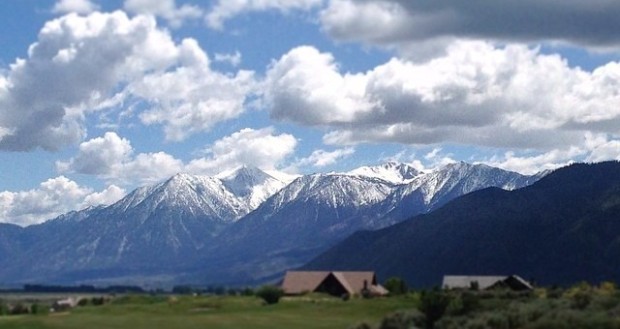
[346,161,421,184]
[218,166,274,195]
[219,166,288,210]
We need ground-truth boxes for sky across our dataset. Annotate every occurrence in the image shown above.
[0,0,620,226]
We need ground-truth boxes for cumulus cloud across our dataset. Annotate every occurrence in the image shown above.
[59,128,297,184]
[206,0,323,29]
[57,132,183,185]
[320,0,620,50]
[265,46,374,125]
[0,177,124,226]
[265,42,620,151]
[477,132,620,175]
[134,39,256,141]
[186,127,298,175]
[214,51,242,67]
[123,0,203,28]
[293,148,355,168]
[52,0,99,14]
[0,11,256,151]
[82,185,126,207]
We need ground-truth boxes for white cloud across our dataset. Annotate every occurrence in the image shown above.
[206,0,323,29]
[52,0,99,14]
[214,51,242,67]
[294,148,355,168]
[56,132,133,176]
[481,132,620,175]
[134,40,256,141]
[485,148,583,175]
[0,177,123,226]
[320,0,620,50]
[265,42,620,151]
[124,0,203,28]
[57,132,183,185]
[265,45,374,125]
[59,128,297,184]
[186,127,298,175]
[584,133,620,163]
[0,11,256,151]
[82,185,126,207]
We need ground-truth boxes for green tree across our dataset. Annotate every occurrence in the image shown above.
[418,290,450,329]
[384,277,409,295]
[0,303,9,316]
[256,285,284,305]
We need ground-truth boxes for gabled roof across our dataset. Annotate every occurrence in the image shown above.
[442,275,533,291]
[443,275,507,290]
[282,271,386,296]
[281,271,330,295]
[495,275,534,291]
[335,271,377,293]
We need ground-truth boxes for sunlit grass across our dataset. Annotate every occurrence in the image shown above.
[0,294,418,329]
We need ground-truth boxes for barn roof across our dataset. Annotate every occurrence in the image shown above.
[442,275,533,291]
[281,271,329,295]
[282,271,386,296]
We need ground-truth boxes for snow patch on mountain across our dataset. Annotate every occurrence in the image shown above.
[219,166,288,210]
[397,161,540,207]
[345,161,421,184]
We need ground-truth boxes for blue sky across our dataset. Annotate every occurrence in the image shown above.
[1,0,620,225]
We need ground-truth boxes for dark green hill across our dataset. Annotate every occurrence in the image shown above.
[302,161,620,288]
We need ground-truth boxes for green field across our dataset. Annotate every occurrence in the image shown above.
[5,283,620,329]
[0,294,418,329]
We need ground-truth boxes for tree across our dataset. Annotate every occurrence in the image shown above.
[256,285,284,305]
[384,277,409,295]
[418,290,450,329]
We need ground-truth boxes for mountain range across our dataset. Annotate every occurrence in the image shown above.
[303,161,620,288]
[0,161,542,287]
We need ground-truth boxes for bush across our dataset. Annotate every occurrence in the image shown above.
[379,310,425,329]
[447,292,480,316]
[241,287,255,296]
[91,296,107,306]
[77,298,89,307]
[256,285,284,305]
[350,322,374,329]
[571,291,592,310]
[10,303,30,315]
[419,290,450,328]
[0,303,9,316]
[384,277,409,296]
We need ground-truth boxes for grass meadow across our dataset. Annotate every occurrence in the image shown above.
[5,282,620,329]
[0,294,418,329]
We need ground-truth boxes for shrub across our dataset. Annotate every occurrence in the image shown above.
[77,298,89,307]
[571,290,592,310]
[419,290,450,328]
[0,303,9,316]
[350,322,374,329]
[379,310,425,329]
[447,292,480,316]
[384,277,409,296]
[30,303,40,314]
[91,296,107,306]
[241,287,255,296]
[256,285,284,305]
[10,303,30,315]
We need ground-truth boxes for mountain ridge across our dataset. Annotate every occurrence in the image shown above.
[302,161,620,287]
[0,162,545,286]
